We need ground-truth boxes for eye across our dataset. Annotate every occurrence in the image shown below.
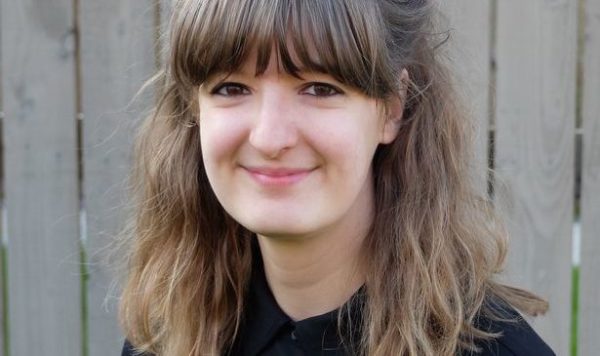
[301,82,343,97]
[210,82,250,97]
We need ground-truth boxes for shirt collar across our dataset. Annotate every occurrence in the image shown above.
[231,244,365,356]
[233,249,290,356]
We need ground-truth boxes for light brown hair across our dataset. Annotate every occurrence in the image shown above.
[118,0,548,355]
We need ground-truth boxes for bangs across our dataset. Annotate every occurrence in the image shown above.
[170,0,398,97]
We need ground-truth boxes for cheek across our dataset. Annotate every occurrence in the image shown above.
[199,109,247,176]
[199,110,251,217]
[310,108,382,169]
[197,109,254,225]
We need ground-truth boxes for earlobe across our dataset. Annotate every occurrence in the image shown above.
[381,69,410,144]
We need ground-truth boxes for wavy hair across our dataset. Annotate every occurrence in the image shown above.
[118,0,548,355]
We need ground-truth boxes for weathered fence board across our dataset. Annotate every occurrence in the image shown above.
[159,0,174,66]
[438,0,492,194]
[79,1,157,355]
[579,0,600,353]
[0,0,81,355]
[494,0,577,354]
[0,0,5,353]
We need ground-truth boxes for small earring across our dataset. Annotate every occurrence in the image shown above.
[180,117,197,128]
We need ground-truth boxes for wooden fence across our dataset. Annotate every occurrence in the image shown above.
[0,0,597,355]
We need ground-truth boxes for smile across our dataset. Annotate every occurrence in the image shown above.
[242,166,314,186]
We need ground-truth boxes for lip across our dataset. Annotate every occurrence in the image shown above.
[242,166,314,186]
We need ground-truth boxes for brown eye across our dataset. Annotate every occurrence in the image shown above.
[302,82,343,97]
[211,83,250,96]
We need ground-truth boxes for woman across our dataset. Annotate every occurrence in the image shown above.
[119,0,555,355]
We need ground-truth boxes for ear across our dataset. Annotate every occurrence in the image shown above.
[380,69,410,144]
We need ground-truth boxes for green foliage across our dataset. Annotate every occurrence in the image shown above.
[571,266,580,356]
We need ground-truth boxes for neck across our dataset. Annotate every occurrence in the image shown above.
[257,219,369,321]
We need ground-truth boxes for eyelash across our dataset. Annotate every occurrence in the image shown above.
[210,82,250,96]
[300,82,344,97]
[209,82,344,97]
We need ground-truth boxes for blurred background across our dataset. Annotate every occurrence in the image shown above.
[0,0,598,355]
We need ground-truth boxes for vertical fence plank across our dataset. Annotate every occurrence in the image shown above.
[79,1,157,355]
[0,0,5,353]
[579,0,600,353]
[0,0,81,355]
[159,0,174,66]
[438,0,492,193]
[494,1,577,354]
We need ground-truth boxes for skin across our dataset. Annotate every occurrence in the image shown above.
[198,53,406,320]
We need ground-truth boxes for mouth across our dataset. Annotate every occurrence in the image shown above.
[242,166,315,186]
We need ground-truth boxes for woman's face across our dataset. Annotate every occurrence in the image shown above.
[198,53,399,239]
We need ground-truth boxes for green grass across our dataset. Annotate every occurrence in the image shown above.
[571,266,580,356]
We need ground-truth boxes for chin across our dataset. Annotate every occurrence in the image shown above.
[230,203,306,230]
[245,225,311,239]
[237,216,318,239]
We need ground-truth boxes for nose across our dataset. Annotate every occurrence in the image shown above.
[248,90,298,158]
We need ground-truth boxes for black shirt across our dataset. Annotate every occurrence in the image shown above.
[121,259,555,356]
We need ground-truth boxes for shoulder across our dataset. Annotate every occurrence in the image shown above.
[464,302,555,356]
